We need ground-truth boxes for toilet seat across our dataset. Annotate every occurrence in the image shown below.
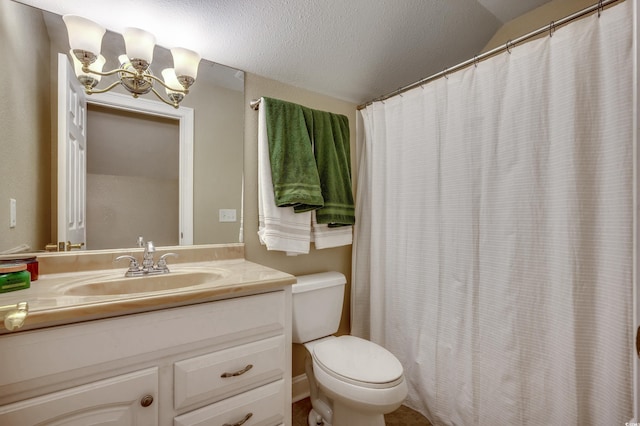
[312,335,404,389]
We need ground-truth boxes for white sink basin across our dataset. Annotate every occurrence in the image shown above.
[63,270,229,296]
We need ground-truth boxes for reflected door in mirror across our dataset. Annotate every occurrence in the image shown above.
[57,53,87,250]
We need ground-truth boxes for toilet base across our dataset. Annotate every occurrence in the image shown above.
[307,399,391,426]
[308,408,331,426]
[332,401,386,426]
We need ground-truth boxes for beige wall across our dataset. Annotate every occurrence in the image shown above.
[0,1,51,253]
[187,79,244,244]
[243,74,357,376]
[86,174,179,249]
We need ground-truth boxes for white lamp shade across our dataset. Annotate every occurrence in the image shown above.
[161,68,183,94]
[63,15,105,56]
[171,47,201,79]
[118,54,130,66]
[123,27,156,63]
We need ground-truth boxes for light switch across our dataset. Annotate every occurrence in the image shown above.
[9,199,16,228]
[219,209,237,223]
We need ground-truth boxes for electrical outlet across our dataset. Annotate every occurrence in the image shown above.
[219,209,237,223]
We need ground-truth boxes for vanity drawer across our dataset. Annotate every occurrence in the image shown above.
[173,379,285,426]
[174,335,285,410]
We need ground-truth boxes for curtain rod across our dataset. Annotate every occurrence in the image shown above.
[250,99,261,110]
[356,0,622,110]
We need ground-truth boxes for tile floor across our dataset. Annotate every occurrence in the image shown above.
[292,397,432,426]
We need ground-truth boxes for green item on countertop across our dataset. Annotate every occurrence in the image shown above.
[0,263,31,293]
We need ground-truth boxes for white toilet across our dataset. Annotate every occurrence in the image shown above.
[292,272,408,426]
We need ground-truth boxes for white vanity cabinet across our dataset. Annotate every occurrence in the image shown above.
[0,289,292,426]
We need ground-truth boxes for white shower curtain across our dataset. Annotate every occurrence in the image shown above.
[353,2,633,424]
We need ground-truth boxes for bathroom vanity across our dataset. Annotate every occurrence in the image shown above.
[0,244,295,426]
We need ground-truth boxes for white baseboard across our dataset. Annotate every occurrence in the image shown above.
[292,373,310,403]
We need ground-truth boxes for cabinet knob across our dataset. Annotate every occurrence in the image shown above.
[223,412,252,426]
[140,394,154,407]
[220,364,253,378]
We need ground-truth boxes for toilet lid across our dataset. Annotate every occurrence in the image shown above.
[313,335,404,388]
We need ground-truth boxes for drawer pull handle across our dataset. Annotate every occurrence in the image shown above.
[223,412,252,426]
[140,394,154,407]
[221,364,253,378]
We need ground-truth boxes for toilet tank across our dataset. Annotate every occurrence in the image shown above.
[292,271,346,344]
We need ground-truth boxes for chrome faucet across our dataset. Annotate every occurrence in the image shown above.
[115,238,178,277]
[142,240,156,272]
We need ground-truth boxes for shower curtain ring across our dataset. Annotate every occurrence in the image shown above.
[598,0,603,16]
[473,55,479,68]
[549,21,555,37]
[506,40,513,54]
[443,68,449,79]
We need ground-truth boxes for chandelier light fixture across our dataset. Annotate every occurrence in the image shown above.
[63,15,201,108]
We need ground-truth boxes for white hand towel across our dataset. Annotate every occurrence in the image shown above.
[312,211,352,249]
[258,98,311,255]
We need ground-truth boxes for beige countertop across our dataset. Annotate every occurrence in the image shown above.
[0,245,295,334]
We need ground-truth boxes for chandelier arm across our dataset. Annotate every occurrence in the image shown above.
[85,80,122,94]
[82,66,188,95]
[150,87,180,108]
[82,66,136,78]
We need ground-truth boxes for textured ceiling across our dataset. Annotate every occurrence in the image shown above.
[16,0,550,104]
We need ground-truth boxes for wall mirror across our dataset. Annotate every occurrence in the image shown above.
[0,1,245,254]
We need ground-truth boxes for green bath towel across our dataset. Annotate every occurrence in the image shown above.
[310,110,355,226]
[263,97,324,212]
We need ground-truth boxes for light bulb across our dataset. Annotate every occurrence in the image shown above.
[162,68,185,105]
[161,69,182,94]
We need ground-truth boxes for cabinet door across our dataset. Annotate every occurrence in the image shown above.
[0,368,158,425]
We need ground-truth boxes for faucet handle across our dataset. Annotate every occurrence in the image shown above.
[157,253,178,272]
[115,255,140,273]
[146,241,156,254]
